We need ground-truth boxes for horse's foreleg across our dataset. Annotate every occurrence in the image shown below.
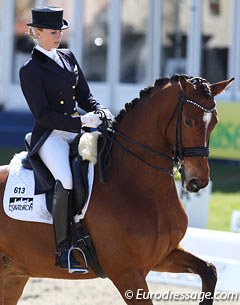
[153,246,217,305]
[3,275,29,305]
[110,271,153,305]
[0,257,5,304]
[0,255,29,305]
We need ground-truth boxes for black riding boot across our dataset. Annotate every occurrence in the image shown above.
[52,180,82,269]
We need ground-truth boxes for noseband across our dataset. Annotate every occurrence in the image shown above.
[97,83,216,176]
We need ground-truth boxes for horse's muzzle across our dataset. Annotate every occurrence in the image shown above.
[187,178,202,192]
[186,177,209,193]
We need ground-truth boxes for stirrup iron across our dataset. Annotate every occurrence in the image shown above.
[68,245,89,274]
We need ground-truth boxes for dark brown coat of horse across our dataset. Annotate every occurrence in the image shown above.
[0,75,234,304]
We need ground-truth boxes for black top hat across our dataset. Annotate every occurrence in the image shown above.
[27,6,68,30]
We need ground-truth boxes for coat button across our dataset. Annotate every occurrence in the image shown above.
[72,85,76,89]
[72,96,76,100]
[64,112,67,115]
[60,100,64,104]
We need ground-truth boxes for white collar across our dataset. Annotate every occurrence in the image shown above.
[35,45,58,60]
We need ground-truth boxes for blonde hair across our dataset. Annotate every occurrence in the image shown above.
[28,27,42,44]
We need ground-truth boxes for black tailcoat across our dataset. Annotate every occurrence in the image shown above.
[19,48,103,193]
[20,48,103,150]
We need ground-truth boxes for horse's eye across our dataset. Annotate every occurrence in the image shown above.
[184,118,193,128]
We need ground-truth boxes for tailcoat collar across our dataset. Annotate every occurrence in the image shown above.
[32,48,77,84]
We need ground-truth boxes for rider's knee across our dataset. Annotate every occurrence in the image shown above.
[58,177,73,190]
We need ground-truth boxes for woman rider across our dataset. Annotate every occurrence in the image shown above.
[19,6,114,271]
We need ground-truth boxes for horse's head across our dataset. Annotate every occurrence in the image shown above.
[110,74,234,193]
[170,75,234,192]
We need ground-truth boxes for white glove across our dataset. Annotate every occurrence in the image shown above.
[101,108,115,122]
[81,112,102,128]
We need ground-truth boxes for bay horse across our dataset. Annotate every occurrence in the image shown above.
[0,74,234,305]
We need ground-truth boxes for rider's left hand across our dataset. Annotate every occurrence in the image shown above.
[100,108,115,122]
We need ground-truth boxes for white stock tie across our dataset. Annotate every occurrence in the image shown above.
[52,53,64,68]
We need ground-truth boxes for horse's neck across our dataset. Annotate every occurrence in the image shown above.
[116,82,180,159]
[110,142,179,214]
[112,84,180,194]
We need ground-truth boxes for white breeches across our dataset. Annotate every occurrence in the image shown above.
[38,130,78,190]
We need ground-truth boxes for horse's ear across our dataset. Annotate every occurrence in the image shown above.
[210,77,235,96]
[179,75,191,92]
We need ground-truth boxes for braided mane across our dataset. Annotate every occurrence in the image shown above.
[115,74,211,123]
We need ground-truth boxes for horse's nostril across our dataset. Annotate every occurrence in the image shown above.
[188,179,202,193]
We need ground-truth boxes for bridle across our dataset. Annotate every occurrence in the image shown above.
[97,83,216,177]
[166,90,215,164]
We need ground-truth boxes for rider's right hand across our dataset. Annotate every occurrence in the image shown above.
[81,112,102,128]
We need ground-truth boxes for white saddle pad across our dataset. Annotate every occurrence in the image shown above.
[3,152,94,224]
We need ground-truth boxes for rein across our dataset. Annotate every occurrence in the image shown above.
[104,130,175,176]
[96,86,215,177]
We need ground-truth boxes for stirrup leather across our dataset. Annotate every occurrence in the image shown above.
[68,245,89,274]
